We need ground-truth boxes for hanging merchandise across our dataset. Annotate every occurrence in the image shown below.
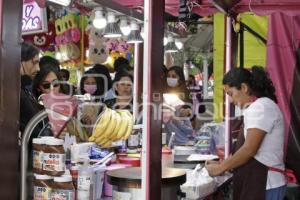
[88,27,109,65]
[55,12,81,62]
[23,21,56,52]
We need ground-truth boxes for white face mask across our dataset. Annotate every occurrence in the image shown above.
[167,77,178,87]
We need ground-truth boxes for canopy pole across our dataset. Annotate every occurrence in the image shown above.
[224,16,233,159]
[141,0,164,199]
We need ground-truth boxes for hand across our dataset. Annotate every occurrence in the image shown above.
[205,162,225,177]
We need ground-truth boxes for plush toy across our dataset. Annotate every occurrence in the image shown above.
[23,21,56,51]
[88,27,109,64]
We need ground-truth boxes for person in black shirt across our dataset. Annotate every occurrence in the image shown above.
[19,43,41,133]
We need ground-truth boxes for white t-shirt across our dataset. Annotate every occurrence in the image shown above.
[243,97,286,189]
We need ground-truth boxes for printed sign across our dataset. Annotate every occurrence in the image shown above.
[22,0,47,35]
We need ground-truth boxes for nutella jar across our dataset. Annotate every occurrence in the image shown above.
[42,138,66,176]
[33,138,45,174]
[51,176,75,200]
[33,174,53,200]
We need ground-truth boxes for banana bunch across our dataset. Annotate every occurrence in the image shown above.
[89,107,134,148]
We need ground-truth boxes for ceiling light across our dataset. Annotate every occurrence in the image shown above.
[47,0,71,6]
[175,38,183,50]
[103,12,122,38]
[165,35,178,53]
[127,21,143,44]
[120,18,131,36]
[93,8,107,29]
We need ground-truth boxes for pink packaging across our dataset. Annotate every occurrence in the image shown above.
[103,164,131,197]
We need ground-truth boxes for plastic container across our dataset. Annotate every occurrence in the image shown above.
[51,176,75,200]
[103,164,131,197]
[32,138,45,174]
[162,148,174,168]
[119,156,141,167]
[42,138,66,176]
[33,174,53,200]
[77,158,93,200]
[195,136,211,154]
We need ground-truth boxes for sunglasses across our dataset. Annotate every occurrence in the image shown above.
[41,80,60,89]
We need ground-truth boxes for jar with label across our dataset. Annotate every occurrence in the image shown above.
[43,138,66,176]
[34,174,53,200]
[33,138,45,174]
[51,176,75,200]
[127,130,139,152]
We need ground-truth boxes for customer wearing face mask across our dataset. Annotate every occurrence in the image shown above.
[163,66,194,146]
[165,66,191,104]
[20,42,41,133]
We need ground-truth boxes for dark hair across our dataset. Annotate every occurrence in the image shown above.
[32,67,61,98]
[114,57,129,72]
[223,66,277,103]
[21,42,39,62]
[92,64,112,89]
[39,56,60,72]
[114,70,133,83]
[59,69,70,81]
[167,66,186,84]
[80,69,108,97]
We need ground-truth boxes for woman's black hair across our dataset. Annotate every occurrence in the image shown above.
[223,66,277,103]
[167,66,186,84]
[40,56,60,72]
[114,70,134,83]
[114,57,129,73]
[80,69,107,97]
[92,64,112,89]
[21,42,39,62]
[32,67,61,98]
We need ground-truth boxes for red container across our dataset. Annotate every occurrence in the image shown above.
[119,156,141,167]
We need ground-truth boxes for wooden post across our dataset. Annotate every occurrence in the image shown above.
[141,0,165,199]
[0,0,22,199]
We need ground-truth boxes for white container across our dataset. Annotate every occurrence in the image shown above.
[162,148,174,168]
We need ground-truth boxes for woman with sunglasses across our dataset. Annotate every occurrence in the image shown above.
[32,67,61,99]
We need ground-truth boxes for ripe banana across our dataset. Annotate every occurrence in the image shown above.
[116,110,129,140]
[99,109,117,140]
[122,110,134,140]
[109,110,122,140]
[90,107,112,140]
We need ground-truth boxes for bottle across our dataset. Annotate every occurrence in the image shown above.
[32,138,45,174]
[77,155,93,200]
[162,124,167,147]
[127,130,139,153]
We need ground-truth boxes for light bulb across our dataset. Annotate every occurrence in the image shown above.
[175,39,183,50]
[93,10,107,29]
[120,18,131,36]
[55,52,62,60]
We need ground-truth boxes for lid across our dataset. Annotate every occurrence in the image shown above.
[34,174,52,180]
[162,148,172,155]
[45,138,64,145]
[32,138,44,145]
[54,176,72,183]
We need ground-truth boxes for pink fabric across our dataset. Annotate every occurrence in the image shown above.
[266,12,300,152]
[112,0,300,16]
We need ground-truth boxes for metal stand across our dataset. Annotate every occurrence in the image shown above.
[20,110,49,200]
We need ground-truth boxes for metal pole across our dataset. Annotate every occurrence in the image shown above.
[21,111,48,200]
[203,55,209,99]
[224,16,232,159]
[133,43,143,122]
[142,0,164,199]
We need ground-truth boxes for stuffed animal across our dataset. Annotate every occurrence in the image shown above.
[23,21,56,51]
[88,27,109,64]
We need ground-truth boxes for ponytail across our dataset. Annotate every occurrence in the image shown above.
[223,66,277,103]
[250,66,277,103]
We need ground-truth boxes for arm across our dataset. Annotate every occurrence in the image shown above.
[205,128,266,176]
